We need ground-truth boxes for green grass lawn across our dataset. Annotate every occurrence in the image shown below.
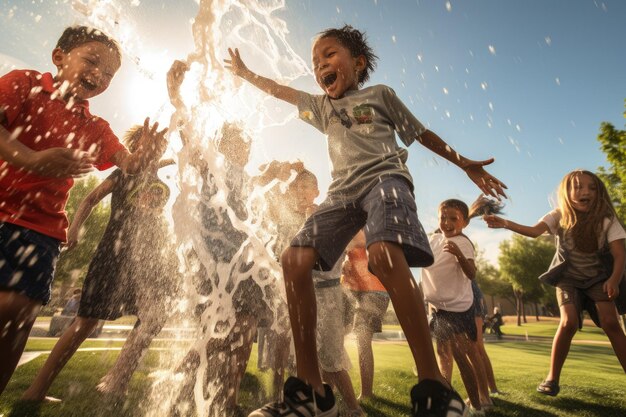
[2,330,625,417]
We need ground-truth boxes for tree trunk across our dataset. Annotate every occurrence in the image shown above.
[514,290,522,326]
[521,295,527,324]
[534,302,540,321]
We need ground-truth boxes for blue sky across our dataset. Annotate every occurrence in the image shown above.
[1,0,624,264]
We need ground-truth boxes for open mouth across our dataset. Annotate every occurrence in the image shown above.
[322,73,337,87]
[80,78,97,91]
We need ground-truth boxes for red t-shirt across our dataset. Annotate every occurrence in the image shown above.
[341,247,387,292]
[0,70,126,241]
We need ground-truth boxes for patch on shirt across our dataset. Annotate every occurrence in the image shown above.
[353,104,373,124]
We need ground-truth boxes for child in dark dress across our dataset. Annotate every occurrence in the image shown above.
[23,126,179,401]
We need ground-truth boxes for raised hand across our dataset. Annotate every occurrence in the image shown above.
[461,158,507,199]
[32,148,95,178]
[167,60,189,105]
[224,48,250,78]
[137,117,168,161]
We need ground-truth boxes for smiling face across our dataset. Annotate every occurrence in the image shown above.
[438,206,468,238]
[311,36,366,99]
[52,41,121,100]
[568,172,597,213]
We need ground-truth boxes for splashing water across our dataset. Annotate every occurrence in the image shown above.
[73,1,311,416]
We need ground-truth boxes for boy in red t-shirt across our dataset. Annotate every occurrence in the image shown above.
[0,25,167,394]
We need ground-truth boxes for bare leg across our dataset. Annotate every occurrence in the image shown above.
[97,313,167,395]
[268,329,290,401]
[450,335,481,410]
[467,341,492,406]
[281,246,325,395]
[368,242,444,385]
[595,301,626,373]
[436,340,453,382]
[0,291,41,394]
[474,316,498,393]
[355,329,375,399]
[22,316,99,400]
[545,303,578,384]
[322,369,361,412]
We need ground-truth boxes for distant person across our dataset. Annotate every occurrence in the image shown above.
[484,169,626,396]
[225,24,507,417]
[489,307,504,339]
[0,25,166,396]
[61,288,82,316]
[341,230,390,400]
[22,125,177,402]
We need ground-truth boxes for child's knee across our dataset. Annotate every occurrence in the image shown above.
[599,313,621,334]
[281,246,316,274]
[558,317,578,334]
[367,241,401,276]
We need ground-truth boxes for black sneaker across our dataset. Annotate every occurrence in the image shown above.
[248,376,337,417]
[410,379,466,417]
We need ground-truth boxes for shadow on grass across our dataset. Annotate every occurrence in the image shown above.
[488,397,560,417]
[360,394,411,417]
[6,400,43,417]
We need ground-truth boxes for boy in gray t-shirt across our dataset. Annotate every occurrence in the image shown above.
[225,25,507,417]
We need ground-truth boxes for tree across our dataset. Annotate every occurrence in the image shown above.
[597,117,626,221]
[52,175,110,303]
[596,100,626,329]
[474,250,514,309]
[498,235,554,326]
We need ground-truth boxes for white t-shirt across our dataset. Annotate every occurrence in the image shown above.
[421,233,475,312]
[540,209,626,282]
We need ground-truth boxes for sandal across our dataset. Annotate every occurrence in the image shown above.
[536,380,560,396]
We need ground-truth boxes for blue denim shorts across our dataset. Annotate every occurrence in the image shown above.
[291,176,433,271]
[0,222,61,304]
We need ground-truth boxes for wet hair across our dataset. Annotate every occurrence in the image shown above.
[123,125,143,153]
[317,25,378,86]
[56,26,121,64]
[557,169,617,252]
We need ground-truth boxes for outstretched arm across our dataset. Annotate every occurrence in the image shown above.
[417,129,507,199]
[66,178,115,250]
[224,48,301,106]
[483,214,549,238]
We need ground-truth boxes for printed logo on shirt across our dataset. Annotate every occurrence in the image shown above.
[353,104,373,124]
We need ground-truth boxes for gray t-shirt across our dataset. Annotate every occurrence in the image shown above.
[298,85,427,199]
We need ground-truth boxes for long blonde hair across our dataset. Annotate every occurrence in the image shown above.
[557,170,616,252]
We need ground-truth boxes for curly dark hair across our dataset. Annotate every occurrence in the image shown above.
[317,25,378,86]
[56,26,121,63]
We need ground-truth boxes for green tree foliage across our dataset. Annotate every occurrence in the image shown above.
[475,250,513,305]
[596,103,626,222]
[596,101,626,328]
[498,235,554,325]
[54,175,110,293]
